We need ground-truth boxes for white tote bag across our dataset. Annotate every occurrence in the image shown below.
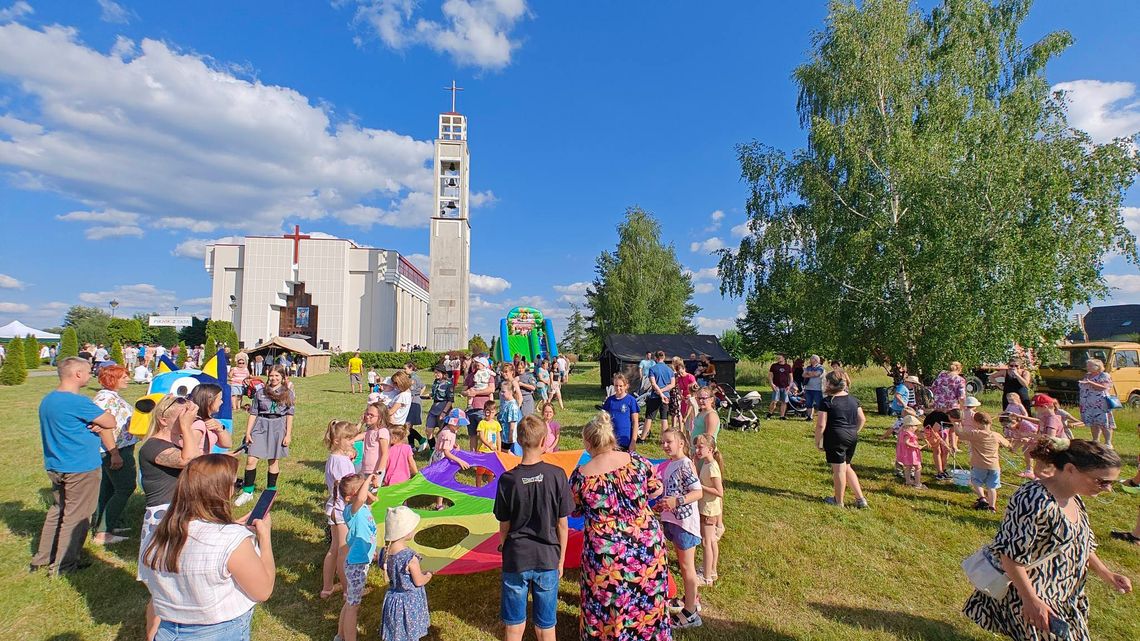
[962,546,1058,600]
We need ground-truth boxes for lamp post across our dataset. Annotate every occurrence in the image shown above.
[229,296,238,325]
[109,299,119,318]
[173,306,179,315]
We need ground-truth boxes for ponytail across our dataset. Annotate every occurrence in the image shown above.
[693,433,724,475]
[1027,437,1121,471]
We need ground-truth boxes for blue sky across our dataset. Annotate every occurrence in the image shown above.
[1,0,1138,342]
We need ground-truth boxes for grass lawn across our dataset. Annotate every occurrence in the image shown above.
[1,363,1138,640]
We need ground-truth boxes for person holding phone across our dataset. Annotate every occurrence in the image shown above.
[140,454,276,640]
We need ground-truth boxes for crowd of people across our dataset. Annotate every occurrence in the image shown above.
[28,343,1140,641]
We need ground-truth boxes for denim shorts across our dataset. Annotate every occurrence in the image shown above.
[970,468,1001,490]
[663,521,701,551]
[501,568,559,629]
[155,607,253,641]
[772,387,791,403]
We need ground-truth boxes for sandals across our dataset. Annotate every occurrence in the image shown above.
[1110,531,1140,545]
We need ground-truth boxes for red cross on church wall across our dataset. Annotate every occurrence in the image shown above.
[283,224,310,264]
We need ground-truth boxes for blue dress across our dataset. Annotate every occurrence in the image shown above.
[381,548,429,641]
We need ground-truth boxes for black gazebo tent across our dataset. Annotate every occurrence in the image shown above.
[600,334,737,390]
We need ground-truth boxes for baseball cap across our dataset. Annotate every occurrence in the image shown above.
[1032,393,1056,408]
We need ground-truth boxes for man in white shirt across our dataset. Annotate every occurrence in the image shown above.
[133,364,152,384]
[155,344,166,360]
[94,344,109,362]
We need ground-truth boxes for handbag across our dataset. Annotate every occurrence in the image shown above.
[962,545,1059,600]
[1106,394,1123,410]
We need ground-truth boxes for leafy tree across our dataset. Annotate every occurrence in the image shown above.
[468,334,488,355]
[24,335,40,368]
[63,305,109,328]
[718,329,746,360]
[586,207,700,345]
[154,326,179,348]
[719,0,1139,375]
[59,328,79,359]
[109,341,124,365]
[204,335,217,360]
[1,336,27,385]
[106,318,142,345]
[559,304,593,357]
[205,320,239,354]
[180,316,208,346]
[133,312,159,344]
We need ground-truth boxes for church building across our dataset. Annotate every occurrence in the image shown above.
[205,228,429,351]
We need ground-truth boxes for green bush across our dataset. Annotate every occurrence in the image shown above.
[1,336,28,385]
[330,351,464,370]
[23,335,40,368]
[204,336,217,361]
[59,328,79,360]
[177,341,188,368]
[109,341,124,365]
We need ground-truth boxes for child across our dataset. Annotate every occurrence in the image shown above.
[236,364,293,506]
[424,366,455,448]
[379,506,432,641]
[953,406,1011,511]
[383,425,418,486]
[601,373,640,452]
[658,427,704,629]
[475,401,502,487]
[896,414,926,489]
[322,419,363,599]
[693,433,724,587]
[492,415,573,641]
[922,410,952,481]
[471,357,492,393]
[339,472,380,641]
[498,367,523,450]
[361,402,391,478]
[178,383,233,454]
[1054,401,1084,439]
[367,367,378,391]
[1003,392,1038,479]
[431,409,471,509]
[540,402,560,453]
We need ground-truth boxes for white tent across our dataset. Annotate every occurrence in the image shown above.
[0,320,61,342]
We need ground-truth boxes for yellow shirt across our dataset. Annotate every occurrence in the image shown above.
[698,460,722,517]
[348,357,363,374]
[476,419,501,453]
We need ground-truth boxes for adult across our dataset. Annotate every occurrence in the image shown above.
[516,362,538,418]
[124,343,137,370]
[229,353,251,411]
[828,360,852,389]
[768,354,794,419]
[1002,357,1032,410]
[638,351,655,396]
[696,354,717,388]
[672,357,696,431]
[137,394,207,639]
[78,343,95,367]
[139,455,276,641]
[889,376,918,416]
[802,355,825,421]
[1076,358,1116,450]
[642,350,674,443]
[91,365,138,545]
[347,351,364,393]
[94,343,109,363]
[464,357,496,450]
[40,343,51,363]
[691,387,721,445]
[154,343,166,363]
[49,344,58,366]
[569,412,670,640]
[931,361,967,450]
[963,438,1131,639]
[32,357,119,575]
[792,356,805,390]
[133,360,153,384]
[814,371,868,508]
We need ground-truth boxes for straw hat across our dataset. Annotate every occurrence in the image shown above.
[904,375,920,384]
[901,415,922,427]
[964,396,982,408]
[384,506,421,542]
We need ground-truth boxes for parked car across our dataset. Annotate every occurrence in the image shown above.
[1036,341,1140,407]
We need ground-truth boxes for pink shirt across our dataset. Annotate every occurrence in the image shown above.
[434,428,456,455]
[1039,414,1064,438]
[228,366,250,386]
[174,419,219,452]
[896,430,922,466]
[383,443,414,486]
[543,421,560,452]
[1005,403,1037,433]
[361,427,389,475]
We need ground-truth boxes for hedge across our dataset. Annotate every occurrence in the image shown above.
[330,351,468,370]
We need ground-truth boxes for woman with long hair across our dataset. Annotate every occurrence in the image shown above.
[140,454,276,640]
[236,364,293,506]
[183,383,234,454]
[91,364,135,545]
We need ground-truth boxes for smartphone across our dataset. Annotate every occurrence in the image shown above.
[246,489,277,523]
[1048,613,1070,637]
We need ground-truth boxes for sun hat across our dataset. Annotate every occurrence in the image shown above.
[1032,393,1057,408]
[381,376,393,387]
[904,375,921,384]
[964,396,982,408]
[445,408,470,427]
[474,356,490,368]
[384,506,421,542]
[901,415,922,427]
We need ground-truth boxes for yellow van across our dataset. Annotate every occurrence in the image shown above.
[1037,341,1140,407]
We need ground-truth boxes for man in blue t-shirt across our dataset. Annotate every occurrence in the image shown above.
[32,357,118,575]
[637,352,655,395]
[602,374,641,451]
[641,350,675,442]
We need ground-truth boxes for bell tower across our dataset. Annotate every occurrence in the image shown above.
[427,81,470,351]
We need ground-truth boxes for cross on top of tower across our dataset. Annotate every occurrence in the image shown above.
[444,80,463,113]
[282,224,310,264]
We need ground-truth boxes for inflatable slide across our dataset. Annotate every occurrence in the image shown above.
[492,306,558,363]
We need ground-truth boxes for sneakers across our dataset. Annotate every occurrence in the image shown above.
[671,610,703,629]
[823,496,842,507]
[234,491,256,507]
[667,598,702,614]
[933,472,950,481]
[853,497,869,509]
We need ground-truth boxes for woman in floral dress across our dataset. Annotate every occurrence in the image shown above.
[91,364,136,544]
[570,411,671,641]
[1077,358,1115,449]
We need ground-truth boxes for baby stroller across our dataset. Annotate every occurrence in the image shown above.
[783,388,810,419]
[717,383,761,431]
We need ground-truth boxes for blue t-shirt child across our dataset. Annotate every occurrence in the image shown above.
[889,383,913,414]
[39,391,106,473]
[343,503,377,565]
[602,393,640,448]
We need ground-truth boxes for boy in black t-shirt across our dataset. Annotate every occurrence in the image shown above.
[492,415,573,641]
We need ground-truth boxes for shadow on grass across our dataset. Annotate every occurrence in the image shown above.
[809,602,975,641]
[60,554,149,641]
[0,500,47,547]
[724,479,826,504]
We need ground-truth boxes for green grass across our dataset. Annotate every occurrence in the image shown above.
[1,364,1138,640]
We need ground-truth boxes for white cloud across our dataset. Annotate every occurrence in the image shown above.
[0,22,440,239]
[695,316,736,334]
[704,209,724,232]
[470,190,497,208]
[57,208,139,225]
[79,283,178,311]
[694,282,715,294]
[0,301,30,313]
[469,294,500,311]
[405,252,430,274]
[553,281,589,305]
[1121,207,1140,241]
[689,237,725,253]
[685,267,718,281]
[349,0,530,70]
[1053,80,1140,144]
[469,273,511,294]
[0,1,32,22]
[731,221,750,237]
[86,225,144,240]
[1105,273,1140,295]
[172,236,245,259]
[0,273,25,289]
[155,217,218,233]
[97,0,132,24]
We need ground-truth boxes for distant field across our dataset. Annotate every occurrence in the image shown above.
[1,362,1137,640]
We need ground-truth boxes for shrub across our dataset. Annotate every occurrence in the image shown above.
[59,328,79,359]
[109,341,124,365]
[24,335,40,368]
[330,351,465,370]
[177,341,188,368]
[1,336,28,385]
